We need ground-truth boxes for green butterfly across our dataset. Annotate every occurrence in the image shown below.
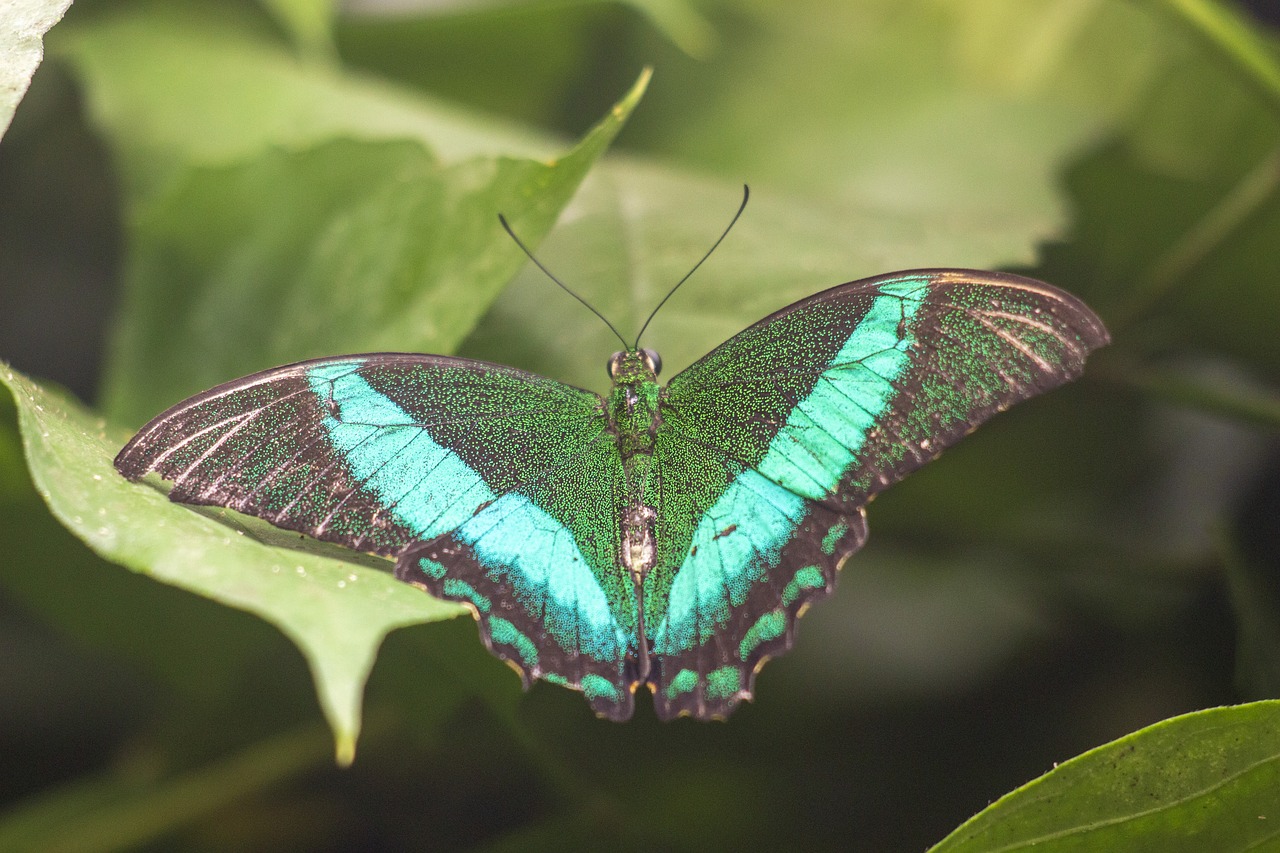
[115,199,1108,721]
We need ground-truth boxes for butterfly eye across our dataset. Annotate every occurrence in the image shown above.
[607,351,625,379]
[641,348,662,376]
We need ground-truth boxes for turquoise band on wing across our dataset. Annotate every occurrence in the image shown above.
[652,281,925,656]
[308,361,629,661]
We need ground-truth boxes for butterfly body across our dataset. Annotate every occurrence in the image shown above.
[116,269,1109,721]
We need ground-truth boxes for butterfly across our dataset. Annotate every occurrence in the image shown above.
[115,196,1108,722]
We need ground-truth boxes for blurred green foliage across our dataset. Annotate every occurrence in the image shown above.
[2,0,1280,849]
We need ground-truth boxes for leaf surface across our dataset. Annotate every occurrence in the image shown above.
[931,702,1280,852]
[2,363,462,763]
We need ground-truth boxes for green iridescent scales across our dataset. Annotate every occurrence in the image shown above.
[115,269,1109,721]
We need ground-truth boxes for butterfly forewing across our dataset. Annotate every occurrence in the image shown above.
[828,271,1109,503]
[647,270,1109,717]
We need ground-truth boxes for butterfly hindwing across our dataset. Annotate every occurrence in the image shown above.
[116,354,640,718]
[642,433,868,719]
[397,430,640,721]
[647,270,1109,717]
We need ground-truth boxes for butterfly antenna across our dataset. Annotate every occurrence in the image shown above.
[632,184,750,349]
[498,213,629,350]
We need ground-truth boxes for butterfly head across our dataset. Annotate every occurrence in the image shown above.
[608,348,662,382]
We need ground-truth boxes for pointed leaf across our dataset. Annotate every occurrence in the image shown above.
[0,0,73,139]
[100,68,648,425]
[931,702,1280,852]
[259,0,337,58]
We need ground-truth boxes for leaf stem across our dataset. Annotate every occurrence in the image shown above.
[1100,360,1280,432]
[1152,0,1280,118]
[1111,146,1280,329]
[491,705,629,833]
[0,721,337,852]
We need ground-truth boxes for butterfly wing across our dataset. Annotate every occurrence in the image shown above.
[646,269,1109,719]
[116,354,641,720]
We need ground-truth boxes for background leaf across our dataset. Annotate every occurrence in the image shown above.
[338,0,715,126]
[461,157,1078,393]
[56,6,565,201]
[61,8,649,426]
[258,0,337,58]
[0,721,336,853]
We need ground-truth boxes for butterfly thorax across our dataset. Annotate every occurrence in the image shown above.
[605,350,662,458]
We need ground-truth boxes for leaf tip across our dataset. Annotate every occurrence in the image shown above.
[334,733,357,768]
[611,67,653,121]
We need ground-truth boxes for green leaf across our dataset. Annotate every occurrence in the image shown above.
[97,68,648,425]
[627,0,1128,231]
[1151,0,1280,115]
[337,1,636,130]
[470,1,1204,387]
[0,440,283,704]
[462,156,1076,393]
[930,702,1280,851]
[63,6,648,423]
[1,363,461,764]
[259,0,337,59]
[621,0,1280,377]
[336,0,713,127]
[346,0,714,57]
[0,0,73,139]
[1025,0,1280,375]
[55,6,568,201]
